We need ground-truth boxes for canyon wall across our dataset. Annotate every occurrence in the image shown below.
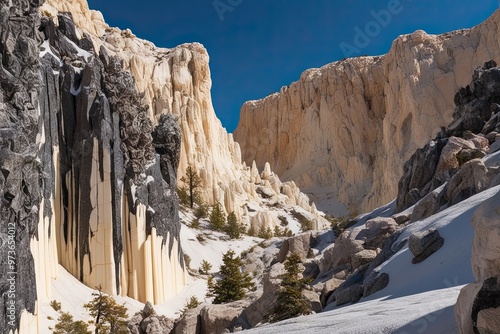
[234,12,500,214]
[41,0,324,221]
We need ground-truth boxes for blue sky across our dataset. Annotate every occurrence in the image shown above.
[87,0,499,132]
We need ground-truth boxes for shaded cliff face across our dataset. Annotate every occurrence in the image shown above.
[1,3,186,332]
[234,12,500,214]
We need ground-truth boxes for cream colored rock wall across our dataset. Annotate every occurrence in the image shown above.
[234,11,500,214]
[41,0,322,224]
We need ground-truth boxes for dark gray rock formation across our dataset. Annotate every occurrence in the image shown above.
[0,0,44,331]
[0,2,185,330]
[396,61,500,213]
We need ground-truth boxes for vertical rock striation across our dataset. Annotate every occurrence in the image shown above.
[37,12,187,306]
[234,12,500,214]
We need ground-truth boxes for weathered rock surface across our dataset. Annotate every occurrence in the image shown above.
[477,308,500,334]
[471,190,500,281]
[235,12,500,214]
[0,0,45,331]
[129,302,174,334]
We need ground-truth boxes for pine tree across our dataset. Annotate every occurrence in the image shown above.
[180,165,203,209]
[258,225,273,239]
[83,287,129,334]
[49,300,91,334]
[199,260,212,274]
[206,250,254,304]
[225,212,243,239]
[269,253,312,323]
[209,202,226,231]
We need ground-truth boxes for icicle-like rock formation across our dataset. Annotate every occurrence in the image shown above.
[1,2,189,332]
[234,12,500,214]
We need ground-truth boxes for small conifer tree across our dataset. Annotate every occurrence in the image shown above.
[269,253,312,323]
[83,287,129,334]
[199,260,212,274]
[258,225,273,239]
[180,165,203,209]
[225,212,243,239]
[206,250,254,304]
[49,300,91,334]
[209,202,226,231]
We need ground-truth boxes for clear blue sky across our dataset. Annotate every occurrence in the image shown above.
[87,0,499,132]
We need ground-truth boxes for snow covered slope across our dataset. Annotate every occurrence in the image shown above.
[247,185,500,333]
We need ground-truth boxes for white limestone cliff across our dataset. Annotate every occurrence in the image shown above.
[234,12,500,214]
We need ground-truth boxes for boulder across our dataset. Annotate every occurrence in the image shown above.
[408,228,440,257]
[434,136,476,182]
[350,249,377,270]
[410,189,445,222]
[334,284,364,306]
[199,302,247,334]
[172,305,203,334]
[391,211,411,225]
[477,308,500,334]
[326,265,368,306]
[412,237,444,264]
[303,261,320,280]
[319,217,397,275]
[363,271,390,297]
[445,159,494,206]
[320,278,344,306]
[276,232,313,263]
[302,289,323,313]
[360,217,400,250]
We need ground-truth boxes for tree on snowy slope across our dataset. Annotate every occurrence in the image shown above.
[179,165,202,208]
[206,250,254,304]
[269,253,312,323]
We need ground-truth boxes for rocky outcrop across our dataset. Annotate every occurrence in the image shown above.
[234,11,500,214]
[129,302,174,334]
[397,62,500,214]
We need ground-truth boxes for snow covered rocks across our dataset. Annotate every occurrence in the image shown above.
[408,228,444,264]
